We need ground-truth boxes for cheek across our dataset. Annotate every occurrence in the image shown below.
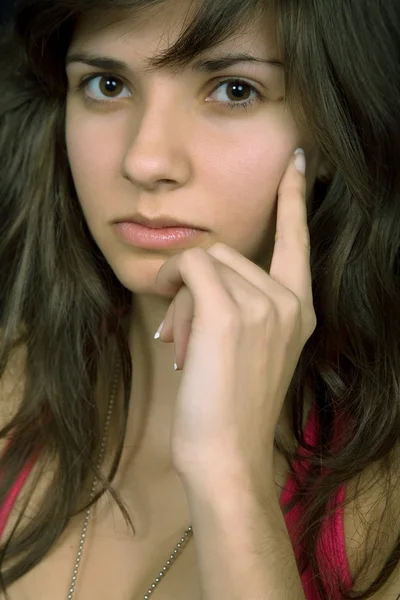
[66,115,94,209]
[198,126,297,257]
[65,107,121,221]
[65,101,119,184]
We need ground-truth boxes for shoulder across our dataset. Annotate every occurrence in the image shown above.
[343,456,400,598]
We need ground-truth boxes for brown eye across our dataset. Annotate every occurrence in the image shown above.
[80,74,132,103]
[207,78,264,111]
[97,76,125,98]
[224,81,253,102]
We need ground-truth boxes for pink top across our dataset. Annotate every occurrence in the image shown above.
[281,402,353,598]
[0,312,352,598]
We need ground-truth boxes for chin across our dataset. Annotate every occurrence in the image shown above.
[106,255,169,296]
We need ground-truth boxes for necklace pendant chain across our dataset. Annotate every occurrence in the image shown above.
[67,356,193,599]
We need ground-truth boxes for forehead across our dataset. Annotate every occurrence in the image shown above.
[69,1,280,67]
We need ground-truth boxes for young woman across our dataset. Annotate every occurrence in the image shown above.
[0,0,399,598]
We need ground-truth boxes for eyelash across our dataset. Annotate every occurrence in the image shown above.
[76,73,265,111]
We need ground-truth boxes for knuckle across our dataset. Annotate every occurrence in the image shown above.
[246,297,272,324]
[283,291,302,321]
[214,304,240,335]
[208,242,232,257]
[210,241,228,252]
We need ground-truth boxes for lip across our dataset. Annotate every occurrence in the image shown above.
[114,221,206,249]
[114,213,205,230]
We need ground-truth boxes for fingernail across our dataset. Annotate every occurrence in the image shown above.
[173,347,180,371]
[154,319,165,340]
[294,148,306,175]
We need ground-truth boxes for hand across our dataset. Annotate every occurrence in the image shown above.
[153,149,316,482]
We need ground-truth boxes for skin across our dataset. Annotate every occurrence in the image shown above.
[65,1,333,468]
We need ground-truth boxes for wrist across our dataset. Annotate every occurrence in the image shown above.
[179,450,277,510]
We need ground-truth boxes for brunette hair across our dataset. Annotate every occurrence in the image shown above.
[0,0,399,598]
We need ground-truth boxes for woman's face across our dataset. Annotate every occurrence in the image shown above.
[65,1,326,296]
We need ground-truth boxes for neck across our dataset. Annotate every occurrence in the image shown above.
[116,294,183,469]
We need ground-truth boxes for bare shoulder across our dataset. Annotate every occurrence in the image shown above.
[344,455,400,598]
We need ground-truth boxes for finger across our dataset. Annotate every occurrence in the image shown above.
[157,243,269,347]
[269,148,313,305]
[154,248,236,327]
[154,250,238,372]
[157,284,194,348]
[167,264,261,370]
[155,249,274,370]
[171,286,194,369]
[156,296,176,342]
[206,242,283,296]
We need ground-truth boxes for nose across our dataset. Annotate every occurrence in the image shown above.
[121,88,192,192]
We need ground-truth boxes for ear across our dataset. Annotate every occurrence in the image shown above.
[316,155,336,183]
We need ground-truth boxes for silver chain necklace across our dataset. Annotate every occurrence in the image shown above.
[67,356,193,599]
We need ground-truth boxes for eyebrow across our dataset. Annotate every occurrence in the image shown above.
[65,51,284,75]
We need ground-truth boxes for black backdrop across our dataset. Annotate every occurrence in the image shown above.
[0,0,15,25]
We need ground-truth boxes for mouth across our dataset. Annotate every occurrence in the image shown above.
[114,220,207,250]
[114,213,206,231]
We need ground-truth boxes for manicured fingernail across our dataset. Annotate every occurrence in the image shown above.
[294,148,306,175]
[154,319,165,340]
[173,348,179,371]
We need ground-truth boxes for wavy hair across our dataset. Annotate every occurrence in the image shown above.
[0,0,399,598]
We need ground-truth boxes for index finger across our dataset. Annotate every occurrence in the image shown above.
[269,148,313,304]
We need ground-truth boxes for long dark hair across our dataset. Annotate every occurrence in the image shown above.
[0,0,399,598]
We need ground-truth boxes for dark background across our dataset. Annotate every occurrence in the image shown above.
[0,0,15,25]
